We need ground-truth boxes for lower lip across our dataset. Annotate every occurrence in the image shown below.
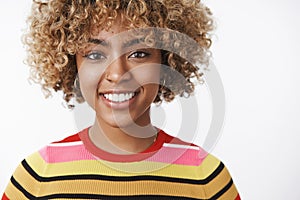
[100,93,138,110]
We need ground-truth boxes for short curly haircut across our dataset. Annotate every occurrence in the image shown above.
[24,0,214,107]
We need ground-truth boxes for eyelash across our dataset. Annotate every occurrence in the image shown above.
[128,51,150,59]
[83,51,106,61]
[82,50,150,61]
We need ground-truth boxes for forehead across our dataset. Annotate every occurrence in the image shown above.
[89,20,154,48]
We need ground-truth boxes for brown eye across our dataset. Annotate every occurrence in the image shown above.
[129,51,150,59]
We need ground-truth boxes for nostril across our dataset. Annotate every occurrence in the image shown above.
[104,70,132,83]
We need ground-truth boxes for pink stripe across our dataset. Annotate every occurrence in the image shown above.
[39,144,95,163]
[39,144,207,166]
[145,146,207,166]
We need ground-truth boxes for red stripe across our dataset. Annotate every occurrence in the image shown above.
[1,193,9,200]
[52,133,81,143]
[235,194,241,200]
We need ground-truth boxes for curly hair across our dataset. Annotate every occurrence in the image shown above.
[24,0,214,107]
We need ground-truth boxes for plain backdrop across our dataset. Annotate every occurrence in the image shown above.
[1,1,300,199]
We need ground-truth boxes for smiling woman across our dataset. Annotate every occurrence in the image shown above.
[76,21,162,152]
[2,0,240,199]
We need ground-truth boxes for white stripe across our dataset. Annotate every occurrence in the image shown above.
[162,143,200,150]
[47,141,83,147]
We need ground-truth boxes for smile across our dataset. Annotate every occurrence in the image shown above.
[102,92,137,103]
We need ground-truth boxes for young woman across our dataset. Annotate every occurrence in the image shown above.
[2,0,240,199]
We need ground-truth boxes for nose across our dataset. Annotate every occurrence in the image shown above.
[104,55,132,83]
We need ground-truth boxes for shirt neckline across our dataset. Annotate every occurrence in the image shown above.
[78,127,166,162]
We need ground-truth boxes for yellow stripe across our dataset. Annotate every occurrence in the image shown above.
[198,154,222,178]
[4,179,27,199]
[27,152,220,180]
[12,173,208,198]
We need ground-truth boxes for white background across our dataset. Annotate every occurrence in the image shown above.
[1,0,300,199]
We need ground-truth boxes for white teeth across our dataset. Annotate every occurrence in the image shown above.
[112,94,118,102]
[119,93,125,102]
[103,92,136,103]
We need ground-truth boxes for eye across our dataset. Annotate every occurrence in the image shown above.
[83,51,106,61]
[129,51,150,59]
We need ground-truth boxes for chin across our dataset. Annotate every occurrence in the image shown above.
[96,114,136,128]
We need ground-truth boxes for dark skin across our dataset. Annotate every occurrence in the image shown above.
[76,20,161,154]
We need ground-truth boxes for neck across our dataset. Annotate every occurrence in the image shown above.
[89,120,158,154]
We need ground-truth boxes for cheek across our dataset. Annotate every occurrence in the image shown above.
[131,63,161,87]
[78,65,106,109]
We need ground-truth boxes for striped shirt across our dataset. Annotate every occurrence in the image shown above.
[2,128,240,199]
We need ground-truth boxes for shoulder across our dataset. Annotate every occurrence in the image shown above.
[159,129,237,185]
[158,130,240,199]
[2,128,87,200]
[36,128,91,164]
[7,128,88,182]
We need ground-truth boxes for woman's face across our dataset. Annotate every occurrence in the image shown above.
[76,21,161,128]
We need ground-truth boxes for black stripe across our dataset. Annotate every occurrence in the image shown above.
[10,176,35,199]
[39,194,202,199]
[10,177,203,200]
[22,159,224,185]
[204,162,225,183]
[209,178,234,200]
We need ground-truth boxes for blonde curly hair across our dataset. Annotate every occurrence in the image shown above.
[24,0,214,107]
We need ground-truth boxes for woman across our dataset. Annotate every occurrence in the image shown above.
[2,0,240,199]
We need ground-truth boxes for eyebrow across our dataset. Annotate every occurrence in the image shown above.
[88,37,146,49]
[122,37,146,48]
[88,38,110,47]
